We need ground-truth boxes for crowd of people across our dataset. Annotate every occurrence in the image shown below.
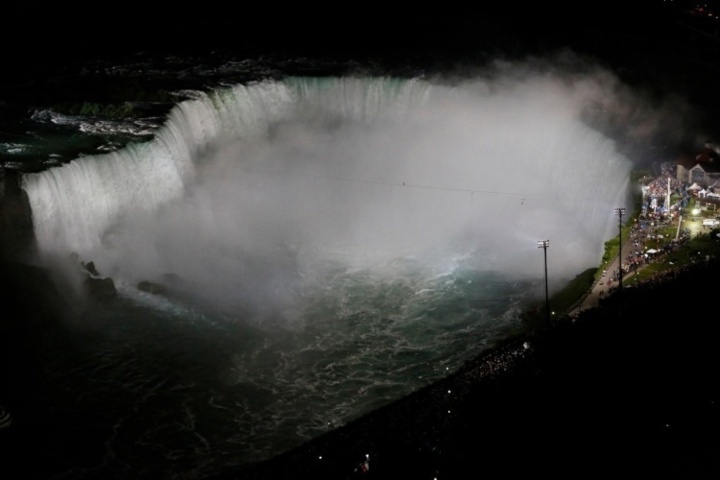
[606,207,717,295]
[617,214,682,277]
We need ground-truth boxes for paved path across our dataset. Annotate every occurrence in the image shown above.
[569,214,702,316]
[569,237,632,315]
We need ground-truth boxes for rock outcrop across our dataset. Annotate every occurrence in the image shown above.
[0,168,36,263]
[72,254,117,300]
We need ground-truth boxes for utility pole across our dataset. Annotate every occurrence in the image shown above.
[537,239,550,328]
[614,207,625,291]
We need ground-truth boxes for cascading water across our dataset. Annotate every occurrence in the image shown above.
[23,75,631,301]
[20,73,633,478]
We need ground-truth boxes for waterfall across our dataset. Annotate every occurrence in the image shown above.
[22,74,633,311]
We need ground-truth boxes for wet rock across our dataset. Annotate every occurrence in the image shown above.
[0,168,36,262]
[137,280,168,295]
[84,275,117,300]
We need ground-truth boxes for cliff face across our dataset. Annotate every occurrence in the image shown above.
[0,168,36,263]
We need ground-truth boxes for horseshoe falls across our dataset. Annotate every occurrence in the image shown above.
[20,74,632,478]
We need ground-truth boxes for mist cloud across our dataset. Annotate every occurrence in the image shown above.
[27,57,686,319]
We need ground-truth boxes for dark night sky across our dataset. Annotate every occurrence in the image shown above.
[0,2,690,98]
[1,2,672,65]
[2,3,714,112]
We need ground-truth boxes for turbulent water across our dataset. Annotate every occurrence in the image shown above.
[17,73,633,478]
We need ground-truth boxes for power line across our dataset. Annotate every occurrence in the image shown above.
[202,166,536,202]
[309,173,531,198]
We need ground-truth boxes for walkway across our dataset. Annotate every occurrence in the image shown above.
[569,214,703,316]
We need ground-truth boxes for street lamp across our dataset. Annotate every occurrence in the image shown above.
[538,239,550,328]
[614,207,625,291]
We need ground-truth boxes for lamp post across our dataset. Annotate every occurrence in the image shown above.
[537,239,550,328]
[614,207,625,291]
